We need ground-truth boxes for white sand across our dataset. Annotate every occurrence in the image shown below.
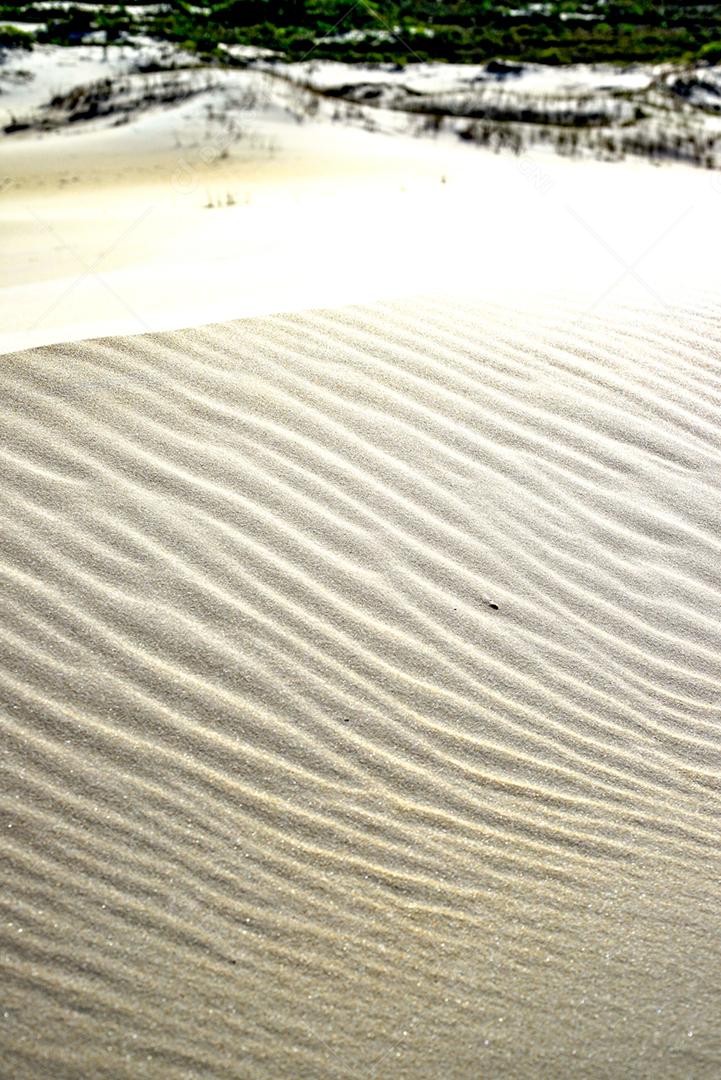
[2,49,721,354]
[2,291,720,1076]
[1,47,721,1080]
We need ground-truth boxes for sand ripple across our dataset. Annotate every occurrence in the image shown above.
[1,296,720,1077]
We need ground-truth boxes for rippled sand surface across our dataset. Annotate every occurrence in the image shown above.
[1,294,720,1078]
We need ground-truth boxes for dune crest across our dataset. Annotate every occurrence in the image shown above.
[1,294,720,1077]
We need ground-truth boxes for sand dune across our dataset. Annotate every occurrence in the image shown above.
[4,43,721,358]
[1,293,720,1077]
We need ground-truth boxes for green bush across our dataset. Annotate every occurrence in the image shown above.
[38,7,94,45]
[699,40,721,64]
[5,1,721,65]
[0,23,34,48]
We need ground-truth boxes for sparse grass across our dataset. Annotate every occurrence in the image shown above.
[2,3,720,173]
[3,71,210,134]
[287,60,721,170]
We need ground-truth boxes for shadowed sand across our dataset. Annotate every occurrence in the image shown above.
[1,293,720,1078]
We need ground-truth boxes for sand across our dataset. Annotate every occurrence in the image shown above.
[1,291,721,1078]
[2,44,721,1080]
[3,47,721,356]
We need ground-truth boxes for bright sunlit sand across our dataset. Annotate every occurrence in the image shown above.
[2,38,721,1080]
[2,46,721,353]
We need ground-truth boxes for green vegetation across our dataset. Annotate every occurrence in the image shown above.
[142,2,721,65]
[3,2,720,170]
[2,1,721,65]
[0,20,34,48]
